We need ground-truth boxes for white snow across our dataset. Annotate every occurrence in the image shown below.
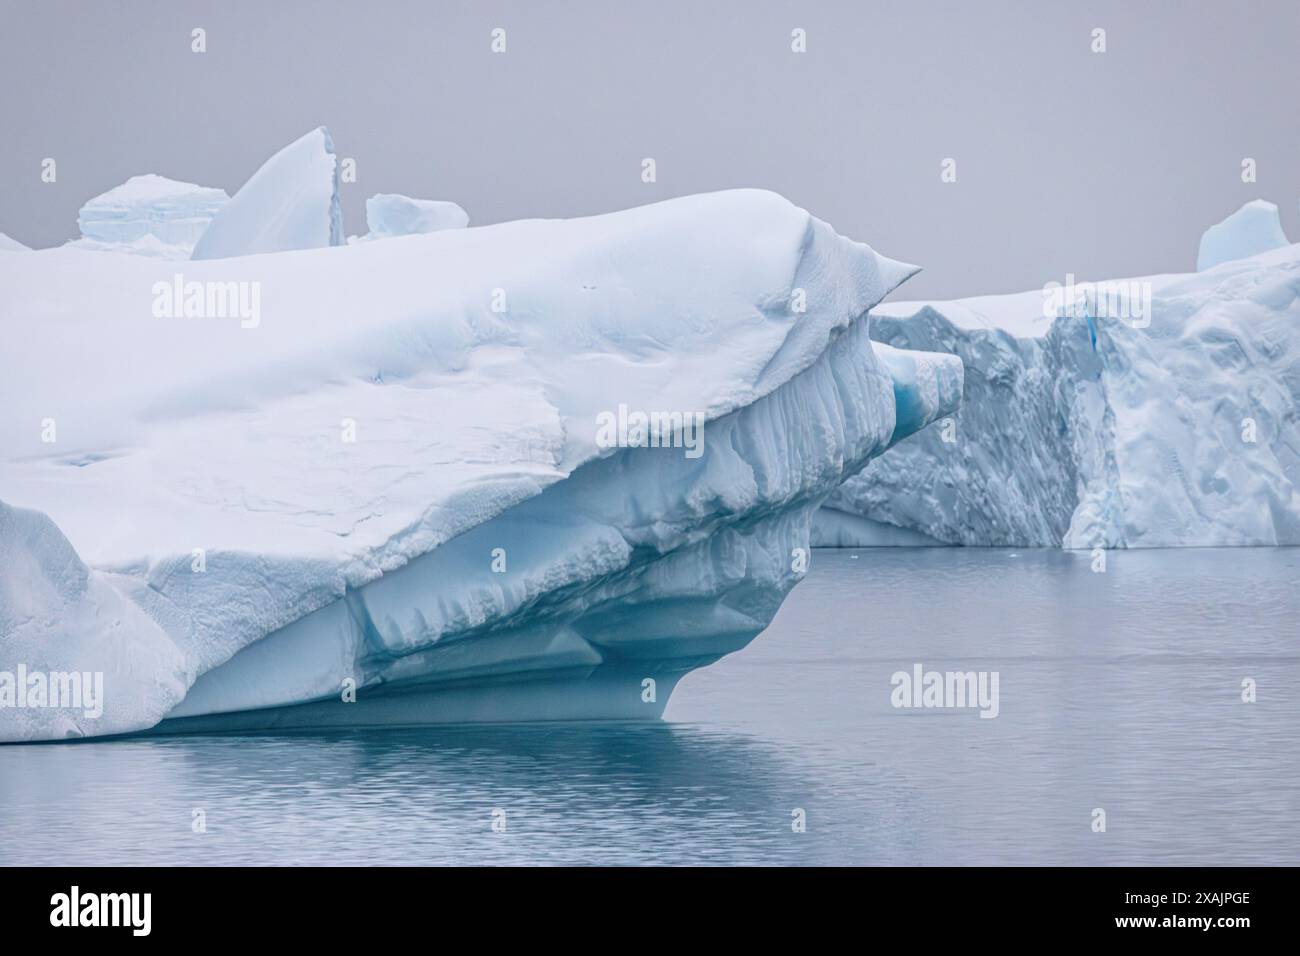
[68,233,198,261]
[352,193,469,243]
[1197,199,1290,271]
[0,188,959,740]
[826,244,1300,548]
[0,232,30,252]
[73,174,229,259]
[190,127,343,260]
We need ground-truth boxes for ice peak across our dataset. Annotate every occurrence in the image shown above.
[191,127,344,260]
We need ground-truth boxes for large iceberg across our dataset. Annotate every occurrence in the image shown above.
[822,244,1300,548]
[1197,199,1290,272]
[71,174,230,259]
[190,127,343,260]
[0,189,960,741]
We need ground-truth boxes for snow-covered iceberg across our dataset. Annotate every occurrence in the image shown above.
[0,189,959,741]
[190,127,343,260]
[822,245,1300,548]
[351,193,469,243]
[1197,200,1290,271]
[70,174,229,259]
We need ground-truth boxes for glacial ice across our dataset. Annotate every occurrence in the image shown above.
[0,233,30,252]
[71,174,229,259]
[1197,200,1290,271]
[190,127,343,260]
[822,244,1300,548]
[0,188,960,740]
[351,193,469,243]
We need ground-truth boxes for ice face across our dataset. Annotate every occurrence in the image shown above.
[0,188,959,740]
[358,193,469,240]
[169,316,960,730]
[1197,199,1290,271]
[190,127,343,260]
[73,174,229,258]
[826,245,1300,548]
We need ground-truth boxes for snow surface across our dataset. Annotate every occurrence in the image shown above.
[68,234,197,261]
[1197,200,1290,271]
[0,233,30,252]
[0,188,959,740]
[352,193,469,242]
[825,244,1300,548]
[73,174,229,259]
[190,127,343,260]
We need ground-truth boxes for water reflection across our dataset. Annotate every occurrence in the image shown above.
[0,722,922,865]
[3,547,1297,865]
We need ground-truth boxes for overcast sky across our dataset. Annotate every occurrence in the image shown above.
[2,0,1297,299]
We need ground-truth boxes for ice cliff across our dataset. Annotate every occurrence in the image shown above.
[820,242,1300,548]
[0,189,959,741]
[190,127,343,260]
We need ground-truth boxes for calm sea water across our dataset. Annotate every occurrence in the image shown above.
[2,548,1297,866]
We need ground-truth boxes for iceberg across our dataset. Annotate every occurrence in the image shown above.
[0,233,30,252]
[190,127,343,260]
[352,193,469,242]
[0,188,960,741]
[1197,199,1290,271]
[70,174,229,259]
[823,245,1300,548]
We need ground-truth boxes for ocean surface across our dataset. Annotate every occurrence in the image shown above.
[2,547,1297,866]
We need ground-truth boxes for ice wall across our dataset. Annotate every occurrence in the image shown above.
[825,246,1300,548]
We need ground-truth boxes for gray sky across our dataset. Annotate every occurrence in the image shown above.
[2,0,1297,299]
